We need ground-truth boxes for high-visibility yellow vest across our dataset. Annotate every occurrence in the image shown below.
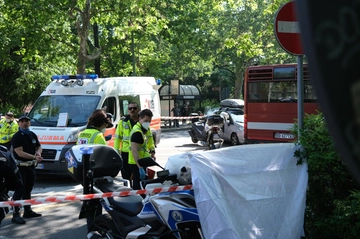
[0,119,19,144]
[128,123,155,165]
[114,116,135,152]
[77,128,106,145]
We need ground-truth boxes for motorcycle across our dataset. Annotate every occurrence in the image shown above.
[188,114,224,150]
[65,144,203,239]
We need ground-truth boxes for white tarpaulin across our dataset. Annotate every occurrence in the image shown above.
[166,143,307,239]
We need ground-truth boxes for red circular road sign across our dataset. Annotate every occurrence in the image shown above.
[274,1,304,55]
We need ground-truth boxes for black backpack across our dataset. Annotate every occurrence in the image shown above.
[0,145,23,192]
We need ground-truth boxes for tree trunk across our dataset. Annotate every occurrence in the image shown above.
[234,68,244,99]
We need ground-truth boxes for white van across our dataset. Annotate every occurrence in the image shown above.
[28,74,162,176]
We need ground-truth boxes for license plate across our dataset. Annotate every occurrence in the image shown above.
[36,163,44,169]
[213,134,221,140]
[274,132,295,139]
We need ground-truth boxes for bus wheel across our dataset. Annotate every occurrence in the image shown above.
[231,133,239,146]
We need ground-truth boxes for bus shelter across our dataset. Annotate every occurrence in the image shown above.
[158,84,201,117]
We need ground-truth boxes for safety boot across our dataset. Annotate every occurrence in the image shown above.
[12,206,26,224]
[23,206,42,218]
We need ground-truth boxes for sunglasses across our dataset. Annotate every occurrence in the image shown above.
[128,107,138,111]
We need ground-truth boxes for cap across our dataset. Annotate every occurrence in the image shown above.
[18,115,30,121]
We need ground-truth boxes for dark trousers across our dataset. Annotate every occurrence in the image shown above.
[129,164,141,190]
[120,152,131,180]
[172,119,179,127]
[13,166,36,213]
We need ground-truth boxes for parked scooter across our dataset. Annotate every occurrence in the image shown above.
[188,115,206,144]
[65,144,203,239]
[188,114,224,149]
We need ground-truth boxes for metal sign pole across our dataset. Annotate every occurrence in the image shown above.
[297,55,304,135]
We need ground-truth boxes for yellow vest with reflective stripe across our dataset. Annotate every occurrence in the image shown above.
[128,123,152,165]
[114,117,134,152]
[77,128,106,145]
[0,119,19,144]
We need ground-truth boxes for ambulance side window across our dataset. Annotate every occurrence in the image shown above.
[119,95,140,117]
[101,97,117,121]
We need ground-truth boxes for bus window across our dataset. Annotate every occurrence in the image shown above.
[244,63,318,143]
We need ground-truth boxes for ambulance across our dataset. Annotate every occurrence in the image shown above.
[27,74,162,176]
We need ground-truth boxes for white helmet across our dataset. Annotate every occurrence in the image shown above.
[178,166,192,185]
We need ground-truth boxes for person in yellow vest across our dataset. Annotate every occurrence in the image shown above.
[76,108,113,228]
[0,112,19,150]
[77,109,113,145]
[114,102,140,184]
[129,109,156,190]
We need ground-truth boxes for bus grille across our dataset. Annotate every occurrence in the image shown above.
[42,149,57,160]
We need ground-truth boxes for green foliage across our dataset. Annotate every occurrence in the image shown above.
[0,0,296,111]
[293,113,360,238]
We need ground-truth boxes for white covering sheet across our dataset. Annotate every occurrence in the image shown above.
[166,143,307,239]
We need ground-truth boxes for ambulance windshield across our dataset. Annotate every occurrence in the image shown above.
[28,95,101,127]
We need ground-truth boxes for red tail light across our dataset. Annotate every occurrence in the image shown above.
[212,126,220,134]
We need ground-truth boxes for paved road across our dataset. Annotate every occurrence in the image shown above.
[0,127,210,239]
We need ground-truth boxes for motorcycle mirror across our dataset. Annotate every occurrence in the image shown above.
[138,157,164,169]
[296,1,360,184]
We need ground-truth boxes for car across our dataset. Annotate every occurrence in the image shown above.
[211,99,245,146]
[217,108,245,146]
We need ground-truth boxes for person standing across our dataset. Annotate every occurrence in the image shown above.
[77,109,112,145]
[11,115,43,225]
[181,104,187,125]
[171,103,180,127]
[114,102,140,185]
[0,112,19,150]
[128,109,156,190]
[76,109,112,228]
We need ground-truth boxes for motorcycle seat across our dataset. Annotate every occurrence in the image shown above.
[95,180,143,216]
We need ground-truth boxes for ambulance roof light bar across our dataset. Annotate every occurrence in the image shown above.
[51,74,98,80]
[51,74,98,86]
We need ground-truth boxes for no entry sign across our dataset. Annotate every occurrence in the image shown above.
[274,1,304,55]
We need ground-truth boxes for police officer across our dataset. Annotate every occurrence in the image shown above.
[77,109,113,145]
[0,112,19,150]
[114,102,140,185]
[129,109,156,190]
[11,115,43,225]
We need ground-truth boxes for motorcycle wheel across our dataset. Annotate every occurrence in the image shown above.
[88,214,123,239]
[231,133,239,146]
[191,137,198,143]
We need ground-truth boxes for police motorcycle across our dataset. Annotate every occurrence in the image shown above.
[188,114,224,150]
[0,146,23,225]
[65,144,203,239]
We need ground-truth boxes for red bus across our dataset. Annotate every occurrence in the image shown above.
[244,63,318,143]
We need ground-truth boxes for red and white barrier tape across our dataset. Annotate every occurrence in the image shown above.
[0,184,193,208]
[161,116,203,120]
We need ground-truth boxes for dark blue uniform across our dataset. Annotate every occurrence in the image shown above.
[11,129,42,223]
